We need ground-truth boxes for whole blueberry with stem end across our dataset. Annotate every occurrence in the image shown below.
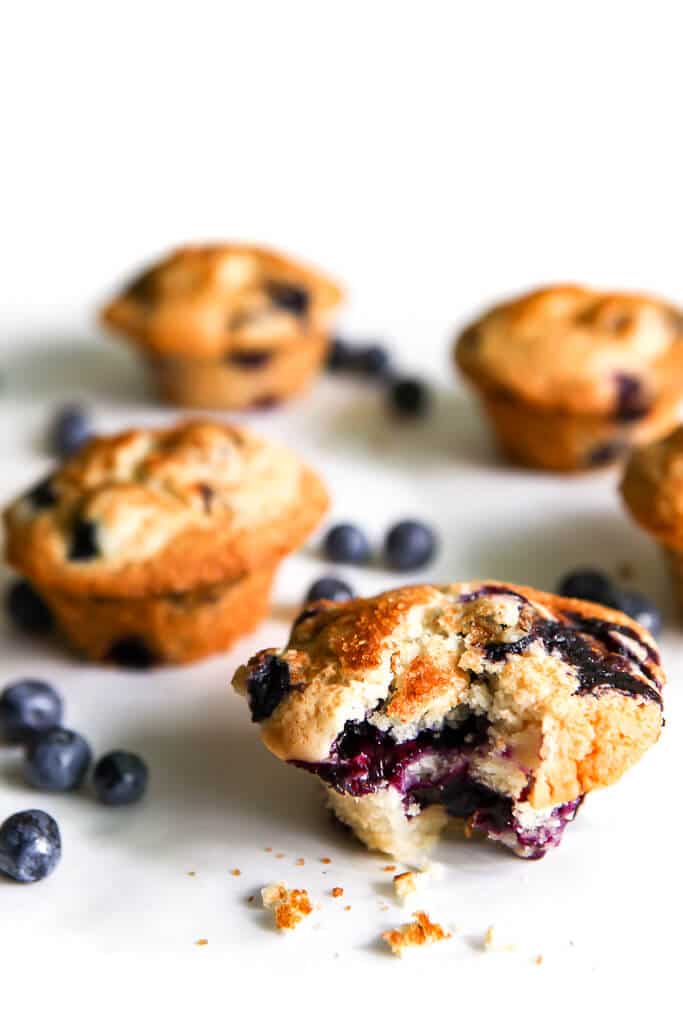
[0,680,63,743]
[0,809,61,883]
[323,524,371,565]
[305,577,355,603]
[5,580,53,634]
[384,520,437,571]
[25,727,92,792]
[557,569,619,608]
[93,751,149,806]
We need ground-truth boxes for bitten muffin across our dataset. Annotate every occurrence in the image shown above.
[621,426,683,613]
[4,421,328,665]
[455,285,683,471]
[233,581,664,863]
[100,243,343,409]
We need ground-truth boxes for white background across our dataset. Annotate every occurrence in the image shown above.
[1,1,682,1019]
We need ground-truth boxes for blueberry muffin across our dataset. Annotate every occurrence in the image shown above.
[233,581,664,862]
[4,421,328,665]
[100,244,343,410]
[621,426,683,613]
[455,285,683,471]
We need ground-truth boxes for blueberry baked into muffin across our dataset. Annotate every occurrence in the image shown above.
[455,285,683,471]
[4,421,328,665]
[100,244,343,410]
[233,582,664,862]
[621,425,683,614]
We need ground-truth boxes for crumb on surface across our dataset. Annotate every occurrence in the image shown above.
[483,926,517,953]
[383,865,397,873]
[320,857,331,864]
[296,857,305,866]
[264,847,272,852]
[382,912,452,957]
[261,882,313,932]
[187,871,196,877]
[230,868,241,876]
[393,870,419,903]
[331,886,344,898]
[247,895,255,904]
[535,954,544,966]
[275,853,285,859]
[195,938,208,946]
[344,905,351,912]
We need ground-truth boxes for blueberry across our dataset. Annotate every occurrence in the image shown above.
[25,727,92,792]
[384,520,437,571]
[0,680,63,743]
[246,654,291,722]
[93,751,149,806]
[305,577,355,603]
[107,637,157,670]
[68,519,99,561]
[267,282,310,316]
[323,524,371,565]
[557,569,619,607]
[388,376,431,418]
[326,337,354,372]
[614,590,662,637]
[49,405,91,458]
[5,580,53,634]
[352,344,392,379]
[0,810,61,883]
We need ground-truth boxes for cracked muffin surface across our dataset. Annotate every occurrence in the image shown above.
[4,419,329,599]
[233,581,664,861]
[455,284,683,417]
[100,243,343,361]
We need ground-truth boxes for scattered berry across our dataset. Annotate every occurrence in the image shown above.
[49,404,91,458]
[353,344,391,379]
[323,524,371,565]
[326,337,354,372]
[388,376,430,418]
[0,680,63,743]
[0,809,61,883]
[615,590,662,637]
[5,580,53,634]
[305,577,354,603]
[384,520,437,571]
[25,727,92,792]
[93,751,149,806]
[557,569,619,607]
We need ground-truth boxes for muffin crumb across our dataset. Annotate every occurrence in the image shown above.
[195,938,208,946]
[331,886,344,898]
[382,911,451,957]
[261,882,312,931]
[483,925,516,952]
[230,868,241,876]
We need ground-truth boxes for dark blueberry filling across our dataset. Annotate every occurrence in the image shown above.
[68,520,99,561]
[226,350,273,369]
[293,715,580,858]
[107,637,158,670]
[614,374,650,422]
[267,282,310,316]
[246,653,291,722]
[27,476,57,509]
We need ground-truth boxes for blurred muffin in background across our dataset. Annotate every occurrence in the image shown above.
[621,425,683,615]
[454,284,683,472]
[101,243,343,410]
[4,420,328,666]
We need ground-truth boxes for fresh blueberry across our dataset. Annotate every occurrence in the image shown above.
[557,569,619,607]
[384,520,437,571]
[326,337,354,372]
[305,577,355,603]
[49,405,91,458]
[68,519,99,561]
[107,637,157,670]
[614,590,662,637]
[0,810,61,883]
[246,654,291,722]
[388,376,431,418]
[93,751,149,806]
[5,580,53,634]
[323,524,371,565]
[352,344,392,379]
[25,727,92,792]
[0,680,63,743]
